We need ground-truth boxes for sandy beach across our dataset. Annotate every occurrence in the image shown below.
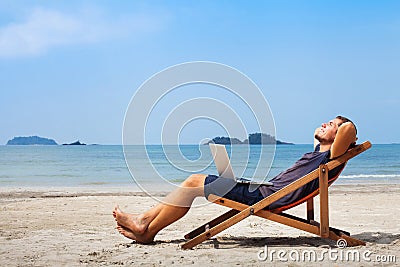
[1,184,399,266]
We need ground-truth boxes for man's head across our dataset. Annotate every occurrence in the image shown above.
[314,115,357,145]
[335,115,357,134]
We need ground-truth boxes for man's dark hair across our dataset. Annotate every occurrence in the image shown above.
[336,115,357,134]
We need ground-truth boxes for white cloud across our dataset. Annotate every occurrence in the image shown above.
[0,7,166,57]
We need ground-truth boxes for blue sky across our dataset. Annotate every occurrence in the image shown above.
[0,1,399,144]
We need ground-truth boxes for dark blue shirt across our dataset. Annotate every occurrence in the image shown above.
[258,145,341,210]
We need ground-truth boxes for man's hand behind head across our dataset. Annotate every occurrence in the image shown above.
[330,122,357,159]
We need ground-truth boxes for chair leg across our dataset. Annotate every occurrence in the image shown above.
[253,211,365,246]
[306,197,314,221]
[319,164,330,238]
[271,212,365,246]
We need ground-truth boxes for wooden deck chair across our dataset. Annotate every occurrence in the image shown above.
[182,123,371,249]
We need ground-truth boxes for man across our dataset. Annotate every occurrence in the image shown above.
[113,116,357,244]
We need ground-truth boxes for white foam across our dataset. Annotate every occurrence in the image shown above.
[340,174,400,179]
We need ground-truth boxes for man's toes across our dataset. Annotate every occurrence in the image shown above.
[113,206,119,214]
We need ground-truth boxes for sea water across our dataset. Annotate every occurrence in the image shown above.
[0,144,399,190]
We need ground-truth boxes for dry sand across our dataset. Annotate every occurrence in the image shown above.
[1,184,399,266]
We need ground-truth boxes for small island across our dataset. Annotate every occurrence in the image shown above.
[6,136,58,145]
[206,132,293,145]
[6,136,88,146]
[62,140,86,146]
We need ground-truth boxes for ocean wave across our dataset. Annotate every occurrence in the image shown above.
[341,174,400,179]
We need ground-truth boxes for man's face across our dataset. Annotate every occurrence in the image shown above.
[315,118,342,143]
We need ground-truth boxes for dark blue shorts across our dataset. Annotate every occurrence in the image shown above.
[204,175,264,206]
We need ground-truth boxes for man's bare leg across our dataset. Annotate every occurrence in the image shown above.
[114,174,207,243]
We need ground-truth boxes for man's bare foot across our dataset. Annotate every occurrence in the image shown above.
[115,223,154,244]
[113,206,148,235]
[117,225,136,240]
[116,225,138,240]
[112,208,140,222]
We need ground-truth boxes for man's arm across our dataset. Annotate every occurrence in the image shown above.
[330,122,357,159]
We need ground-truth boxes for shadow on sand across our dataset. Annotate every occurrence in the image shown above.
[119,232,399,249]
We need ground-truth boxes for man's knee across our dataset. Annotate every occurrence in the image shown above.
[182,174,207,188]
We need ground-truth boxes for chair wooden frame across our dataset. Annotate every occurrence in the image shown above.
[182,141,371,249]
